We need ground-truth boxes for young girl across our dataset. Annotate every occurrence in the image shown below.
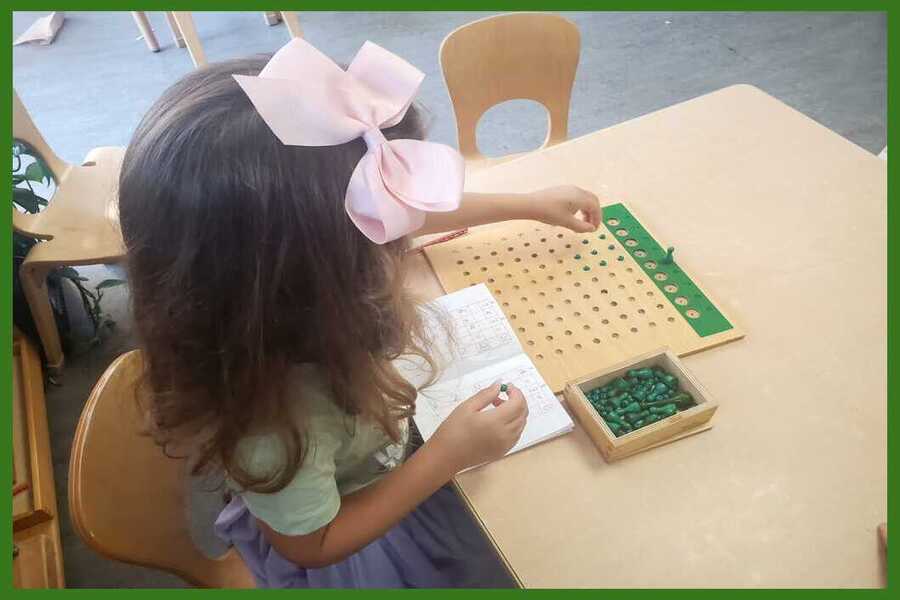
[118,38,600,588]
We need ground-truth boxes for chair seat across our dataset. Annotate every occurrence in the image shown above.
[18,147,125,265]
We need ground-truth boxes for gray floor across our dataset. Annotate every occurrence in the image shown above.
[13,11,886,588]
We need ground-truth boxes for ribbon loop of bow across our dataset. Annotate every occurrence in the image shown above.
[234,38,464,244]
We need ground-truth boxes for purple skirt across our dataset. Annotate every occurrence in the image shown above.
[214,484,516,588]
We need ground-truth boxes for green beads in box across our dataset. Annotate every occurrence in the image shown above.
[583,365,696,437]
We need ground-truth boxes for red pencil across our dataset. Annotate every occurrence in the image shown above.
[407,228,468,254]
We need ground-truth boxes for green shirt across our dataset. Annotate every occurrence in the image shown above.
[234,364,409,536]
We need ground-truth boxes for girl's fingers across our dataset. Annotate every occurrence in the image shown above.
[494,386,528,423]
[578,193,602,228]
[508,413,528,436]
[568,214,596,233]
[465,384,502,411]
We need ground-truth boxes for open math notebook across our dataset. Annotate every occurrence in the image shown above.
[395,284,573,463]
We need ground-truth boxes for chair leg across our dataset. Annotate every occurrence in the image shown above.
[131,12,160,52]
[19,262,65,373]
[280,12,303,38]
[263,12,282,26]
[170,12,207,67]
[164,11,186,48]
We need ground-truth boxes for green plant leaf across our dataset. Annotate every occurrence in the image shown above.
[24,161,47,184]
[96,278,127,290]
[13,188,40,213]
[57,266,81,280]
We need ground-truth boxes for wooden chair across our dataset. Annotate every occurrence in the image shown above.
[68,350,255,588]
[14,90,126,373]
[439,13,580,169]
[132,12,303,68]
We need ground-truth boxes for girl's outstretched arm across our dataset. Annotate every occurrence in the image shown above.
[417,185,602,236]
[256,384,529,569]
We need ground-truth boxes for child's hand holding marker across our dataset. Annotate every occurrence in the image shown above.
[429,383,529,472]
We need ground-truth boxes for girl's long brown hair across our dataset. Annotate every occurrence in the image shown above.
[119,56,436,493]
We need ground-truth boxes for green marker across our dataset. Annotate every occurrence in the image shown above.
[607,244,615,250]
[599,260,607,266]
[574,254,582,260]
[583,265,591,271]
[499,383,508,393]
[617,255,625,262]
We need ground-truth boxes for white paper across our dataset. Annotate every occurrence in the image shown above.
[396,284,573,466]
[14,12,65,46]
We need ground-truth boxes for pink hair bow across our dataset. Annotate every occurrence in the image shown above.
[234,38,464,244]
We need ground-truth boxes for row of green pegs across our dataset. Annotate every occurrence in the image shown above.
[583,366,696,437]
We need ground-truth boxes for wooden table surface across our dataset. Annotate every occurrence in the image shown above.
[407,84,887,587]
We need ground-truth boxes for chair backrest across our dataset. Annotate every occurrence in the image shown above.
[12,90,70,235]
[13,90,69,183]
[68,351,254,588]
[440,13,581,161]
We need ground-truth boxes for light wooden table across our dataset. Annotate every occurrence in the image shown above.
[407,84,887,587]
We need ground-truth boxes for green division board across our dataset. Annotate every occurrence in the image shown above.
[602,203,733,337]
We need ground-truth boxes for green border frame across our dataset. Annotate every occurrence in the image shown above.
[5,3,894,594]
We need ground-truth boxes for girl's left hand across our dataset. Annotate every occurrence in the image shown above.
[527,185,602,233]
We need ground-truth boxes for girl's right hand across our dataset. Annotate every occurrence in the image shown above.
[428,383,529,473]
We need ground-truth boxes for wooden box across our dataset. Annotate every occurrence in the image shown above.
[563,348,718,462]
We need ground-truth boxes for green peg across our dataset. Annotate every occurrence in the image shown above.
[621,401,642,414]
[662,246,675,264]
[628,368,654,379]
